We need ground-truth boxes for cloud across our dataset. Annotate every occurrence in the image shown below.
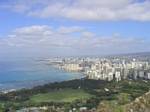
[0,25,148,56]
[1,0,150,21]
[57,26,84,34]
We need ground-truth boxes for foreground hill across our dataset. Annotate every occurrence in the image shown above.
[97,91,150,112]
[125,91,150,112]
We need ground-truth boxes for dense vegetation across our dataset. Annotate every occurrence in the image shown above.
[0,78,150,111]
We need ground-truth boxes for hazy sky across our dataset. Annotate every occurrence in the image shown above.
[0,0,150,58]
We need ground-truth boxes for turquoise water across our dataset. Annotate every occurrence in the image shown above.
[0,58,83,91]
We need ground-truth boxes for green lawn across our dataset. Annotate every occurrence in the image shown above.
[30,89,93,103]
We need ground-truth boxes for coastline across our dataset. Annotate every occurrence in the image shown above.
[0,60,86,94]
[0,74,86,94]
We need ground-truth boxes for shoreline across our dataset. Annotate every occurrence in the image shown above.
[0,61,86,94]
[0,76,86,94]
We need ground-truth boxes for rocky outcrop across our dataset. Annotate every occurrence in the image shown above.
[97,91,150,112]
[125,91,150,112]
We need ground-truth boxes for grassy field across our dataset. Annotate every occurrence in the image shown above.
[30,89,94,103]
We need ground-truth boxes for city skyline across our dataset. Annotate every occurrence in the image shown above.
[0,0,150,58]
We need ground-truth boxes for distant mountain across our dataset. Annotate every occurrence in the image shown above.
[120,52,150,56]
[104,51,150,59]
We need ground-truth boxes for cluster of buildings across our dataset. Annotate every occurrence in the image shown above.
[17,106,96,112]
[49,57,150,82]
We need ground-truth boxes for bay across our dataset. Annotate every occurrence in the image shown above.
[0,58,83,91]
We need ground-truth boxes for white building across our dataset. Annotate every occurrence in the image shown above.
[115,71,121,82]
[146,73,150,80]
[63,63,82,72]
[108,72,114,81]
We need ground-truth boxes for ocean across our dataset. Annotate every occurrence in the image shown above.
[0,58,83,92]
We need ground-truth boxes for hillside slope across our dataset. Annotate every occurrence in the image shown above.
[125,91,150,112]
[97,91,150,112]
